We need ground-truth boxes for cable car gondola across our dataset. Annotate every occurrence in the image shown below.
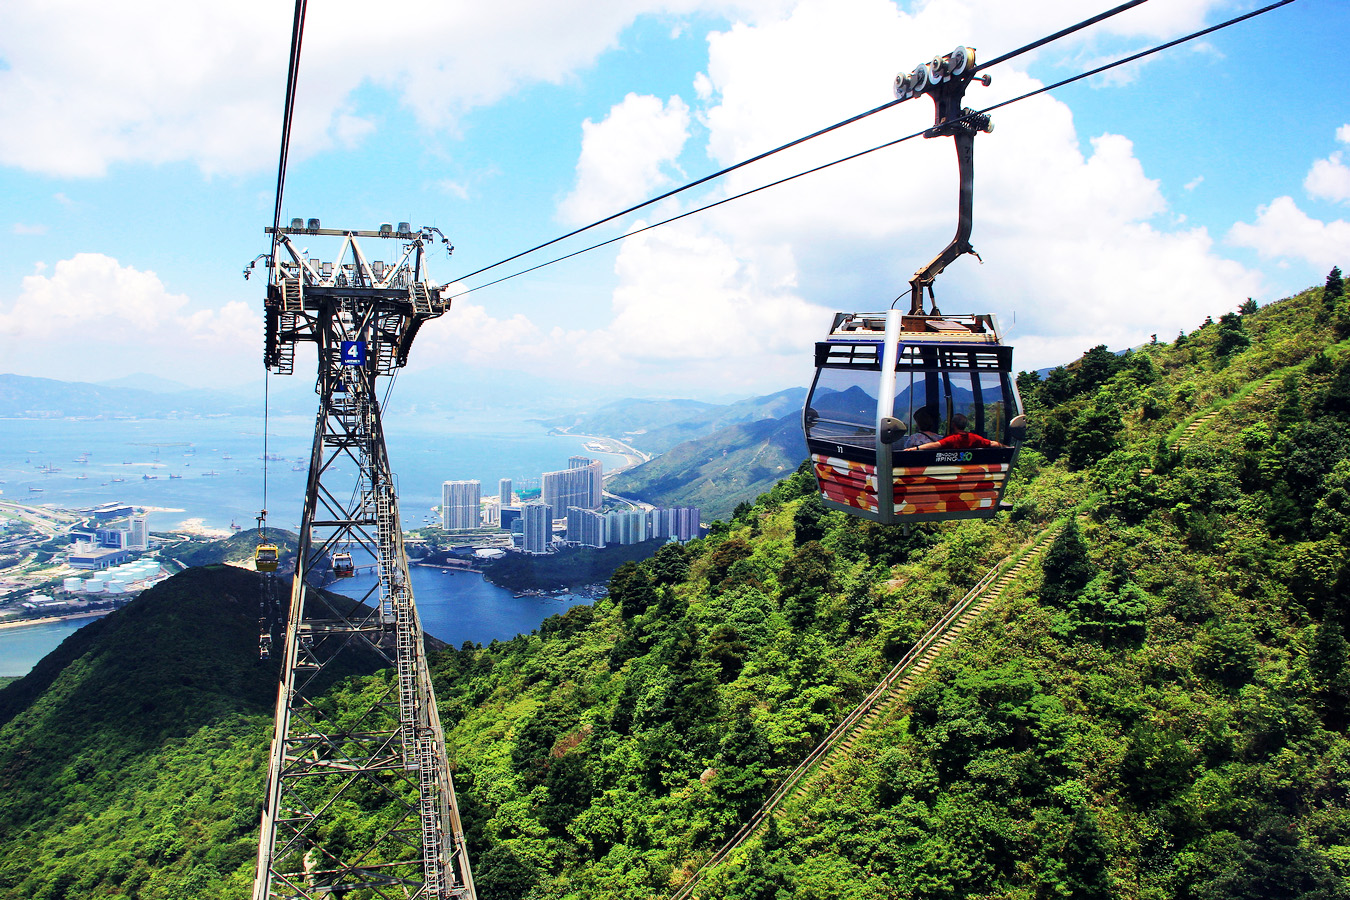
[805,310,1024,522]
[254,510,280,572]
[255,544,280,573]
[802,45,1025,524]
[332,551,355,578]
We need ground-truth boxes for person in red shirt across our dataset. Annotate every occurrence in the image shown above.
[905,413,1006,450]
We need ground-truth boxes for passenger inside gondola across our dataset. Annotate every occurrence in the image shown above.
[905,412,1007,450]
[903,405,943,449]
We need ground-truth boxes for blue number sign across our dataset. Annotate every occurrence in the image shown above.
[340,341,366,366]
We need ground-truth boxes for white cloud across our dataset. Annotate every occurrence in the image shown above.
[0,0,1233,180]
[0,254,260,383]
[1307,152,1350,204]
[559,93,692,224]
[535,0,1259,385]
[436,180,471,200]
[1305,126,1350,204]
[1184,175,1204,191]
[418,290,553,366]
[11,224,47,235]
[0,0,795,177]
[1228,197,1350,270]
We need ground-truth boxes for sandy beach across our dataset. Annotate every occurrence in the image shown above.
[0,609,112,631]
[171,517,233,539]
[566,433,650,474]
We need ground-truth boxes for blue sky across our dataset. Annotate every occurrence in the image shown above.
[2,0,1347,404]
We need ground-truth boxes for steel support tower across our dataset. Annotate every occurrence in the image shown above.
[251,221,475,900]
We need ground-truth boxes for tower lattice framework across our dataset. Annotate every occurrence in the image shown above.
[252,223,475,900]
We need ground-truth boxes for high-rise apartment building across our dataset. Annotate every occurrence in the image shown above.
[521,501,552,553]
[567,456,604,505]
[499,478,513,508]
[541,457,602,519]
[566,507,605,549]
[671,507,701,541]
[604,509,648,546]
[127,514,149,551]
[441,480,481,531]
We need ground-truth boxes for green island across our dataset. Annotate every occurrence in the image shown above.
[474,539,672,593]
[0,279,1349,898]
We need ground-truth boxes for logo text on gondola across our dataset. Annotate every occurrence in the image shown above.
[935,451,974,463]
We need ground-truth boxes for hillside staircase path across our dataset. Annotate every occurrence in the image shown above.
[1169,375,1282,454]
[1171,411,1221,451]
[668,524,1059,900]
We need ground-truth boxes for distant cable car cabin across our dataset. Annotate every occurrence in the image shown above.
[332,552,355,578]
[255,544,280,573]
[802,45,1025,524]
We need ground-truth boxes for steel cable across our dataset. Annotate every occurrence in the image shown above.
[262,0,308,530]
[447,0,1163,286]
[448,0,1297,301]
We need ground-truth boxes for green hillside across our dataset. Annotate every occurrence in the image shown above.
[432,280,1350,899]
[1,278,1349,899]
[166,527,298,569]
[0,565,394,899]
[542,389,807,455]
[608,412,807,520]
[0,566,277,898]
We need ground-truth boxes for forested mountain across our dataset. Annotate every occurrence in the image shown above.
[0,372,316,418]
[3,277,1350,899]
[0,567,277,898]
[608,411,807,520]
[543,388,806,455]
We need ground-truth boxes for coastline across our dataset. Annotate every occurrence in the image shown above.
[560,432,650,473]
[0,609,112,632]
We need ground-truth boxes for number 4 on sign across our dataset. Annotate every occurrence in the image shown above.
[340,341,366,366]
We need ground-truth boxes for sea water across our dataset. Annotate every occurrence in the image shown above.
[0,413,627,675]
[0,618,94,678]
[0,411,629,534]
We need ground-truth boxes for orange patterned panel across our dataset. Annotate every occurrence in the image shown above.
[813,454,880,513]
[893,463,1008,516]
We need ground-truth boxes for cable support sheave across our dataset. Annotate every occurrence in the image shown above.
[450,0,1297,302]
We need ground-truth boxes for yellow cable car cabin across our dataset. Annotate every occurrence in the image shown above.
[332,552,355,578]
[254,543,280,573]
[803,309,1025,523]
